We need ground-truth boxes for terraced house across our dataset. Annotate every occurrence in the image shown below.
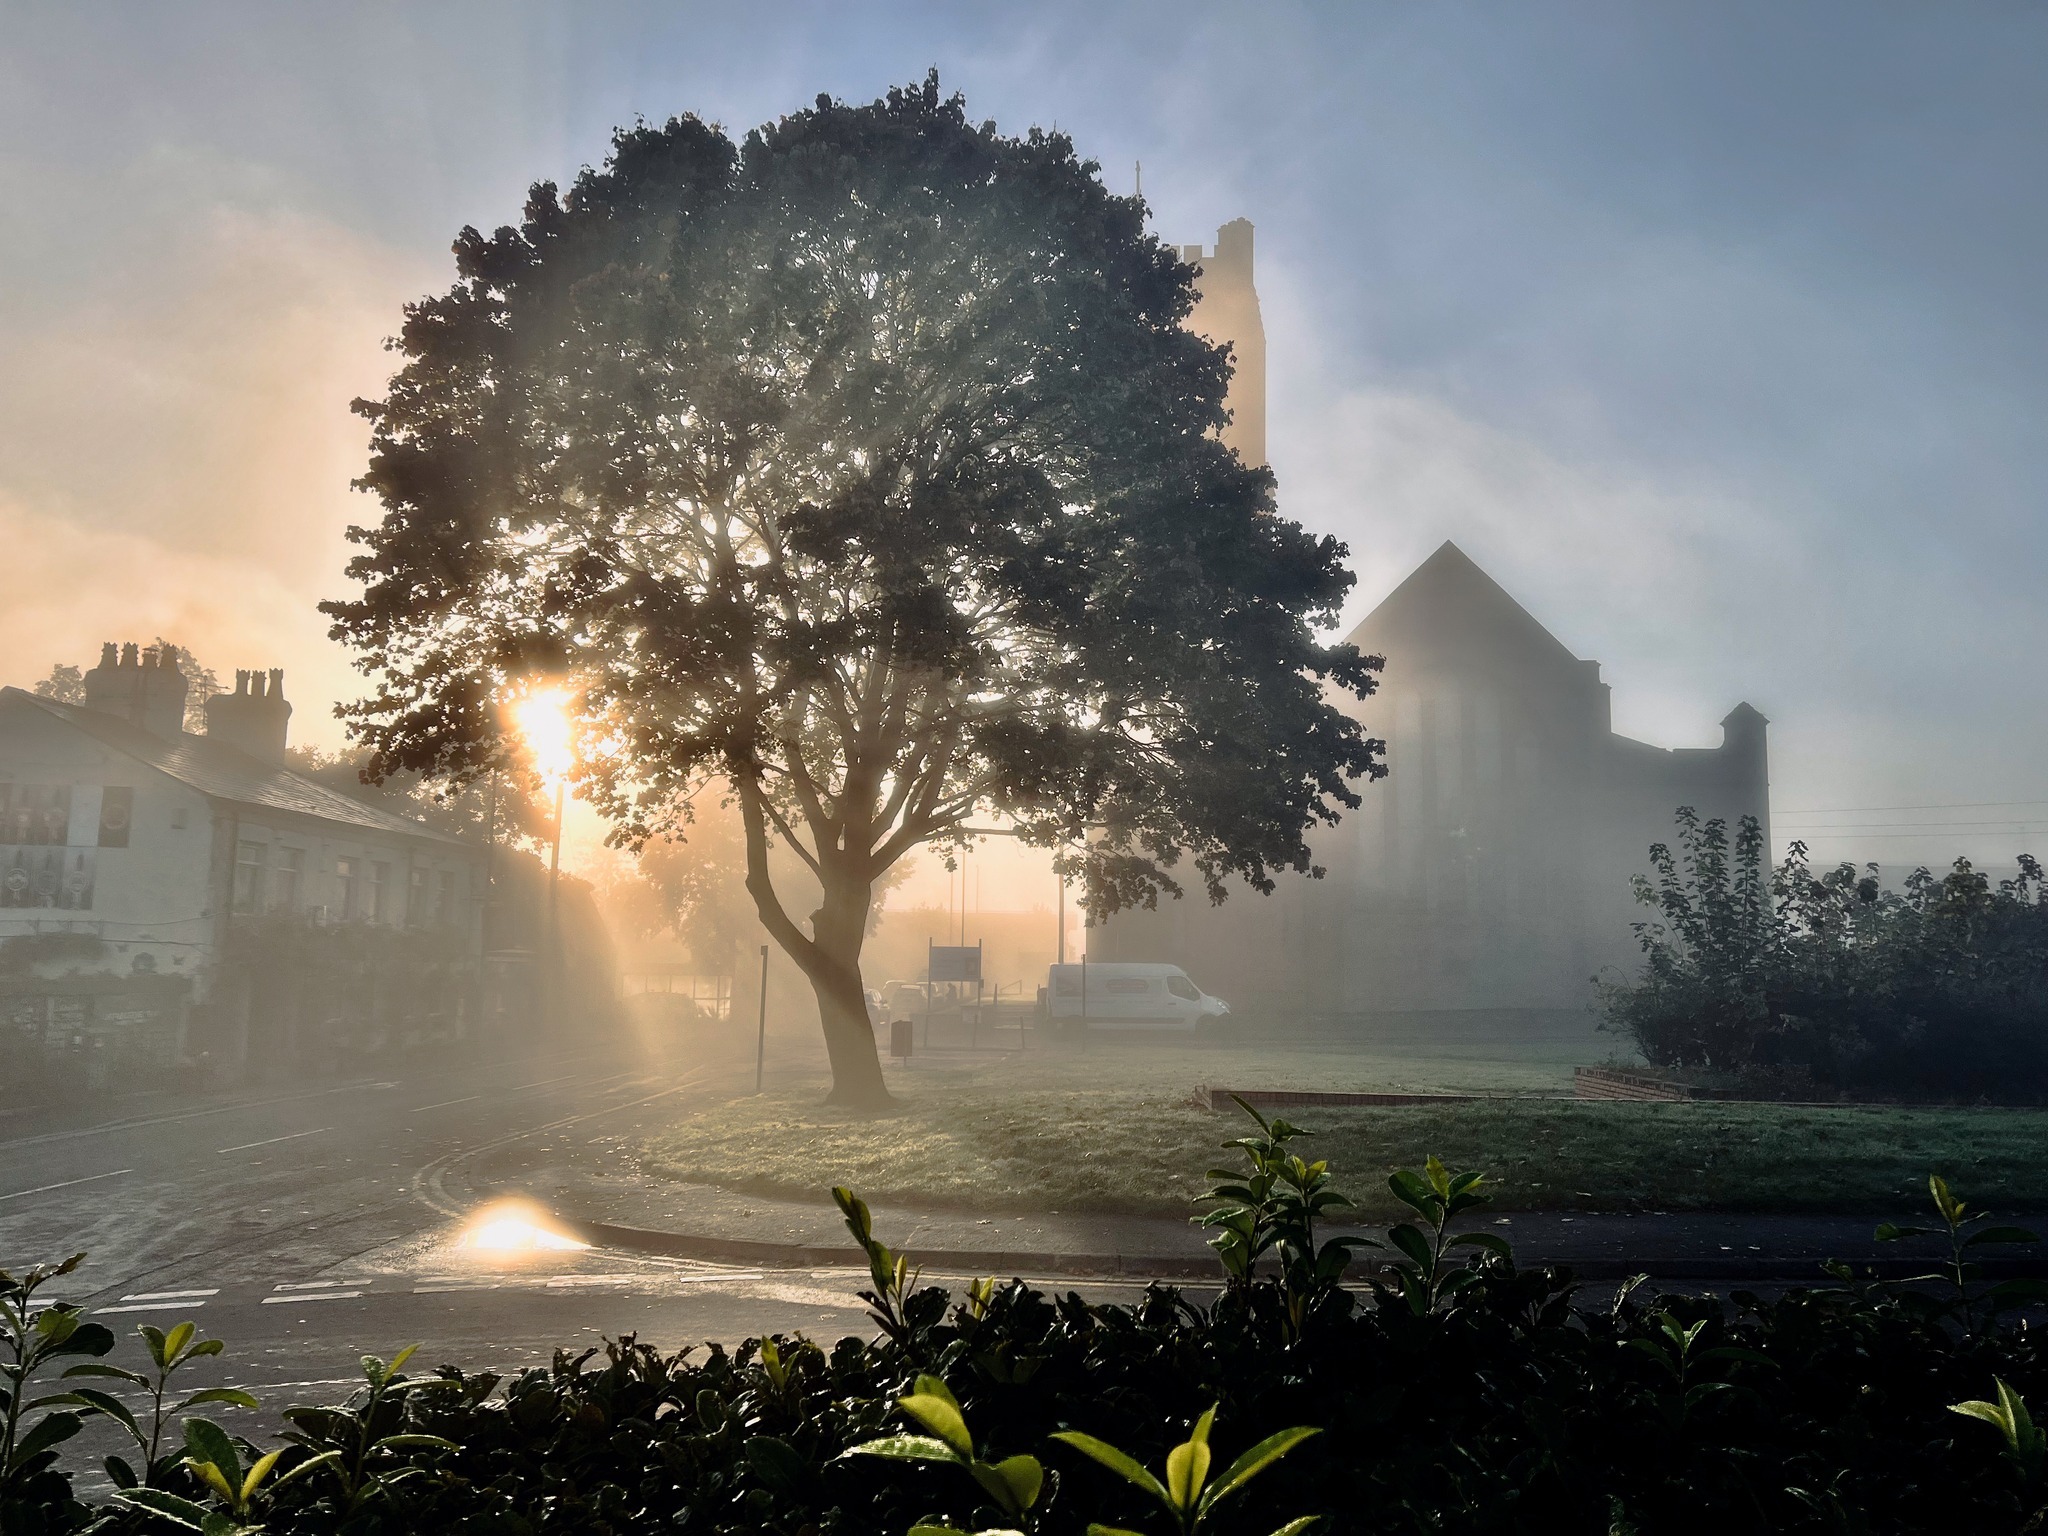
[0,642,487,1096]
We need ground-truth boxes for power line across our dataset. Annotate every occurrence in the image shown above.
[1775,799,2048,815]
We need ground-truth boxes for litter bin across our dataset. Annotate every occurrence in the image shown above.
[889,1017,914,1060]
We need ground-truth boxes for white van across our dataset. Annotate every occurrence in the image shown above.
[1044,963,1229,1028]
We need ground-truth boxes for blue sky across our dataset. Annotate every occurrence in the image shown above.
[4,1,2046,869]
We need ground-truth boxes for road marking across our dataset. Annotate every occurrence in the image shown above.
[270,1280,356,1292]
[122,1289,219,1301]
[675,1271,764,1284]
[503,1074,585,1093]
[218,1128,330,1154]
[261,1291,363,1305]
[544,1273,642,1288]
[411,1095,480,1112]
[0,1168,131,1202]
[413,1282,502,1293]
[100,1301,206,1314]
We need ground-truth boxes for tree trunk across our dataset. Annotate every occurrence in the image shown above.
[805,875,892,1109]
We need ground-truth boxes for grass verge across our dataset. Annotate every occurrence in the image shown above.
[637,1044,2048,1219]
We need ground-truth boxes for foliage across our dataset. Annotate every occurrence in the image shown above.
[1600,808,2048,1099]
[14,1131,2048,1533]
[1377,1154,1510,1315]
[323,75,1383,1105]
[52,1320,257,1486]
[1,1253,113,1528]
[1197,1096,1372,1337]
[1050,1406,1319,1536]
[29,666,84,706]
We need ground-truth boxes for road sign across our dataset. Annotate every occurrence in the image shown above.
[928,943,982,983]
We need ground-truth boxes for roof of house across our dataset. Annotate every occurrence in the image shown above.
[2,688,471,848]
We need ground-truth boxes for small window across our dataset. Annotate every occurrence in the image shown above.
[271,848,303,913]
[335,857,358,920]
[367,862,391,923]
[1167,975,1200,1001]
[232,840,265,915]
[437,869,456,923]
[407,868,427,926]
[1103,977,1151,995]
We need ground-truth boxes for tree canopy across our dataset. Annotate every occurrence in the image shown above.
[326,75,1383,1103]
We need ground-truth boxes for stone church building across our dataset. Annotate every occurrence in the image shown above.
[1096,541,1772,1019]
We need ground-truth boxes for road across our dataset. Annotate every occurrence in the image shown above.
[0,1052,983,1410]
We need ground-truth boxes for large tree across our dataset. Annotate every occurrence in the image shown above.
[327,76,1383,1106]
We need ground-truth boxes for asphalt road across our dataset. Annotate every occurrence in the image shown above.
[0,1052,982,1411]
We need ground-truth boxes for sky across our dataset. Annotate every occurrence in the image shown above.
[4,0,2047,892]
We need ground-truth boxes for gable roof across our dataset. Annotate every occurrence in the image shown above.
[1345,541,1587,675]
[2,688,470,848]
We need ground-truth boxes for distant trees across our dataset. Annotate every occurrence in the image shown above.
[325,77,1383,1106]
[1601,807,2048,1099]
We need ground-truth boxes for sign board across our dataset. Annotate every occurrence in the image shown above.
[928,943,982,983]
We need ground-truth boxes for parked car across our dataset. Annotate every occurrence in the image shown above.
[1043,962,1228,1028]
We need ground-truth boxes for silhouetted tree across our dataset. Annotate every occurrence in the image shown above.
[326,76,1383,1105]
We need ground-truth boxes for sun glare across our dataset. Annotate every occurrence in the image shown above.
[511,687,576,783]
[457,1199,592,1253]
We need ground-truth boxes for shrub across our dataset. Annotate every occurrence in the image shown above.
[1600,808,2048,1100]
[5,1119,2048,1533]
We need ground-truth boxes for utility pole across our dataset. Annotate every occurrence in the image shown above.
[754,943,769,1093]
[545,777,564,1030]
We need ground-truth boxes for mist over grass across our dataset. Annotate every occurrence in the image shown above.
[635,1041,2048,1220]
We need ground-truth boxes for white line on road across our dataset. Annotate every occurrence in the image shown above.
[270,1280,352,1291]
[0,1168,131,1202]
[503,1075,585,1092]
[410,1095,481,1112]
[121,1289,219,1301]
[100,1301,207,1314]
[260,1291,364,1304]
[218,1128,330,1154]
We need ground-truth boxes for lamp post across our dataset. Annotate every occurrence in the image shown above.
[754,943,769,1093]
[546,776,565,1025]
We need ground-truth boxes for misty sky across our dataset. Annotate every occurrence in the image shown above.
[5,1,2047,886]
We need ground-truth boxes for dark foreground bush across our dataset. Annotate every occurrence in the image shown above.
[6,1116,2048,1535]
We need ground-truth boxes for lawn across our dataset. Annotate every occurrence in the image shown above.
[637,1036,2048,1220]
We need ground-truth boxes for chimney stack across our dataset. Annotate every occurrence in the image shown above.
[82,640,191,739]
[204,667,292,764]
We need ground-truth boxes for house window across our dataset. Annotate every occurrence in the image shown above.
[271,848,303,913]
[232,841,265,915]
[367,862,390,923]
[335,857,359,920]
[437,869,457,925]
[408,867,426,926]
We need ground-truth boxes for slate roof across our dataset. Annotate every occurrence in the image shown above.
[2,688,470,847]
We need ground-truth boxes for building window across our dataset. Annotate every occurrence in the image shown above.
[232,840,265,915]
[271,847,303,913]
[407,867,426,926]
[335,857,358,920]
[368,862,390,924]
[437,869,457,925]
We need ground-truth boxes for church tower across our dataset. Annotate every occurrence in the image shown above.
[1181,219,1267,468]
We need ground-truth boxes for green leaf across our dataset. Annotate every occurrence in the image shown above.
[1197,1426,1320,1517]
[387,1343,420,1377]
[10,1410,82,1470]
[269,1448,345,1490]
[1084,1527,1150,1536]
[115,1488,212,1530]
[1267,1520,1322,1536]
[992,1453,1043,1512]
[1387,1169,1436,1216]
[1874,1223,1932,1242]
[162,1321,197,1363]
[837,1434,964,1465]
[61,1363,148,1386]
[1963,1225,2040,1248]
[1050,1431,1171,1507]
[374,1433,459,1451]
[1386,1224,1434,1270]
[241,1447,284,1502]
[744,1434,813,1496]
[183,1416,241,1486]
[1448,1231,1512,1259]
[1165,1433,1211,1514]
[899,1381,974,1459]
[48,1387,143,1443]
[178,1389,261,1413]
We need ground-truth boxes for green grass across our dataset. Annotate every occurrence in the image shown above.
[637,1042,2048,1219]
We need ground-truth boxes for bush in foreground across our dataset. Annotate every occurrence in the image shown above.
[6,1107,2048,1535]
